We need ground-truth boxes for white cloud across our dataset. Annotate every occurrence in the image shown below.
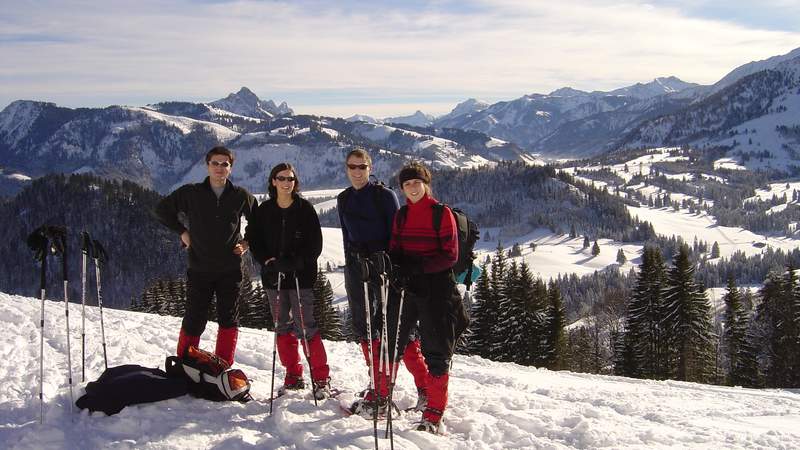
[1,0,798,117]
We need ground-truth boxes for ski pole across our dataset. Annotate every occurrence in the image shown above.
[372,252,394,446]
[80,232,91,382]
[385,289,405,445]
[93,239,109,370]
[27,226,48,424]
[48,226,74,417]
[269,271,284,416]
[294,274,317,406]
[359,256,379,449]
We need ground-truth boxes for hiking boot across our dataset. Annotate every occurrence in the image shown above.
[416,407,443,434]
[415,418,441,434]
[312,378,332,400]
[348,393,387,417]
[413,387,427,412]
[277,376,305,396]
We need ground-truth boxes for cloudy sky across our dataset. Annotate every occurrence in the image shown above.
[1,0,798,118]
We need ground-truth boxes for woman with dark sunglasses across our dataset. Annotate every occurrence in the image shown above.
[245,162,331,399]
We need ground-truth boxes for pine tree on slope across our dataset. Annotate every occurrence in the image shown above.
[623,246,668,379]
[721,277,749,385]
[544,281,568,370]
[467,260,495,358]
[661,244,715,383]
[312,269,343,341]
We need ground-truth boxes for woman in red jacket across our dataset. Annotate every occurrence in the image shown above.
[388,161,468,434]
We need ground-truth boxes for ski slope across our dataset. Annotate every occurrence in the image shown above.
[1,293,798,449]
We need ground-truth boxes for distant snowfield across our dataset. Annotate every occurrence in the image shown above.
[475,229,640,280]
[561,148,800,269]
[626,205,800,258]
[1,293,798,449]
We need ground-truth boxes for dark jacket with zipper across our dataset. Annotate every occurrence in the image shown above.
[245,193,322,289]
[155,177,256,272]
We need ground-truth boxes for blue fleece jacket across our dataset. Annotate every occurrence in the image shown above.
[337,182,399,255]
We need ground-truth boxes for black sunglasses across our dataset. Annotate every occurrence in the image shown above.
[274,175,296,182]
[347,164,369,170]
[209,160,231,167]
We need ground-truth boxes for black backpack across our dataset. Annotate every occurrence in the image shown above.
[398,203,480,288]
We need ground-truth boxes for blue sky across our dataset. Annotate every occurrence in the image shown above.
[1,0,798,118]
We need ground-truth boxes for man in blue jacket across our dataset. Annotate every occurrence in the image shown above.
[337,148,428,414]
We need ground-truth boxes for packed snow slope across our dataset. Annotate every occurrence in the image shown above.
[2,294,799,449]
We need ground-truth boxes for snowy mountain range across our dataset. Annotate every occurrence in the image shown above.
[432,78,701,157]
[618,54,800,173]
[2,47,800,195]
[0,88,521,195]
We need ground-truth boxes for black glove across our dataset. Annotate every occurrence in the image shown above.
[27,227,48,262]
[389,253,423,288]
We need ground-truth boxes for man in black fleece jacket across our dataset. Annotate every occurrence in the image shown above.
[155,146,257,366]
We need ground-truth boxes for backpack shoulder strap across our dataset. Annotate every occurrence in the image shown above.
[336,186,353,212]
[372,182,390,224]
[431,202,447,251]
[397,204,409,228]
[431,202,446,233]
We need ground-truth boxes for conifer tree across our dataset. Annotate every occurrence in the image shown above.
[721,277,749,385]
[752,271,783,386]
[312,269,343,341]
[622,246,667,378]
[341,306,356,342]
[495,261,527,362]
[592,240,600,256]
[468,260,495,357]
[711,241,721,259]
[568,327,593,373]
[583,235,590,249]
[543,281,567,370]
[616,248,627,265]
[734,321,762,387]
[518,262,546,365]
[762,266,800,387]
[661,244,715,382]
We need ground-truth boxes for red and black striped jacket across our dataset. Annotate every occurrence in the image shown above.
[389,194,458,274]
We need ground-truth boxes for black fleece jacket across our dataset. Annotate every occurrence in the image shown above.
[155,178,256,272]
[245,194,322,289]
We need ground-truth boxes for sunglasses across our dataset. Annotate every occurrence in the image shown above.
[347,164,369,170]
[274,175,296,182]
[209,161,231,167]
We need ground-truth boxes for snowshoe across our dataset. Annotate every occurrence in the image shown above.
[415,418,441,434]
[403,387,428,413]
[312,378,332,400]
[277,376,305,397]
[348,394,387,418]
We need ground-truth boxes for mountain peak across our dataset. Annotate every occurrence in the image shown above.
[549,87,588,97]
[384,110,435,127]
[435,98,490,124]
[608,76,697,99]
[209,87,293,118]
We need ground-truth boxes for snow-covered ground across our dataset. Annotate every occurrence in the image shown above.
[1,293,798,449]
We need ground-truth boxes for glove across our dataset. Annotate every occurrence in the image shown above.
[389,254,423,288]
